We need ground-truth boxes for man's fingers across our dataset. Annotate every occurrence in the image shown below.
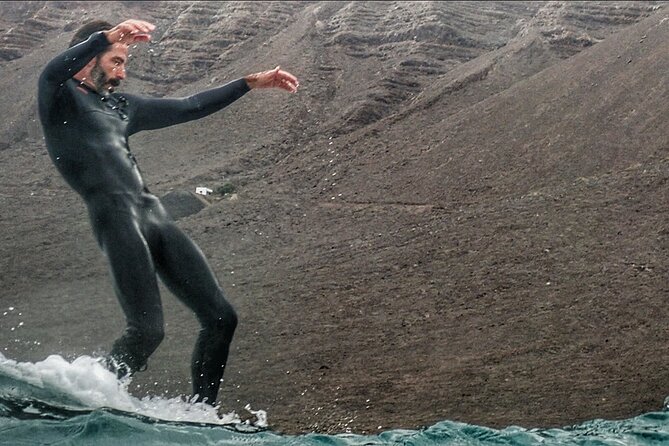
[278,70,299,85]
[111,19,156,43]
[274,70,299,92]
[132,34,152,43]
[280,78,298,93]
[122,19,155,34]
[245,67,299,92]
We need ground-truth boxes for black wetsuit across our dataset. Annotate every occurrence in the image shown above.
[37,31,250,404]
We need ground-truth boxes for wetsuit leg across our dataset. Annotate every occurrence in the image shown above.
[150,222,237,405]
[92,210,165,376]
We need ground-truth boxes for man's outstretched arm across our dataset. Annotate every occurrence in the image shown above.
[127,67,299,134]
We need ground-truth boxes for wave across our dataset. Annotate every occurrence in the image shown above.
[0,353,257,427]
[2,353,669,445]
[3,408,669,446]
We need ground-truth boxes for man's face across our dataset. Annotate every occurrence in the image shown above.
[92,43,128,93]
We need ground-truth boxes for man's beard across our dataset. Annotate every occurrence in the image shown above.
[91,62,121,93]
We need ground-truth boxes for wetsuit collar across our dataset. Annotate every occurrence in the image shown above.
[73,78,98,93]
[74,78,113,98]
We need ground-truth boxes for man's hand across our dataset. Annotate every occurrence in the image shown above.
[105,19,155,46]
[244,66,299,93]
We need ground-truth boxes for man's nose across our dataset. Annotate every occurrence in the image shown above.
[113,66,126,80]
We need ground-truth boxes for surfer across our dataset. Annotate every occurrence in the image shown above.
[37,19,299,405]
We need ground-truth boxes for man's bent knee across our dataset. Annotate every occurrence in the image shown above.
[204,303,237,337]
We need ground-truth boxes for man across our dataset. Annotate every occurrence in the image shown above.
[37,19,299,406]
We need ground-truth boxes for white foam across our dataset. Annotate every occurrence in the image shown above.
[0,353,249,426]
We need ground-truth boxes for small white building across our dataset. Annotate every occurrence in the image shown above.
[195,187,213,196]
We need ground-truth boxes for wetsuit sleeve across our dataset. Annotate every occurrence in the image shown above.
[125,78,251,135]
[38,32,110,107]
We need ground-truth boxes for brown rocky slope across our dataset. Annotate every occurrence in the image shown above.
[0,1,667,435]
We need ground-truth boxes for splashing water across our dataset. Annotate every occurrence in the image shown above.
[0,353,251,426]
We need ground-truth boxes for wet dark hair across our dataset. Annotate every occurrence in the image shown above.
[69,20,113,48]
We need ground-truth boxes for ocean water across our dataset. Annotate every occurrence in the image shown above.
[1,353,668,446]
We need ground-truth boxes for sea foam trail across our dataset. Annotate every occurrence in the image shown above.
[0,353,258,426]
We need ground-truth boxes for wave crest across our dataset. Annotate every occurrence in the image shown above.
[0,353,257,427]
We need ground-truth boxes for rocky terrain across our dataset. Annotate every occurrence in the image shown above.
[0,0,667,435]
